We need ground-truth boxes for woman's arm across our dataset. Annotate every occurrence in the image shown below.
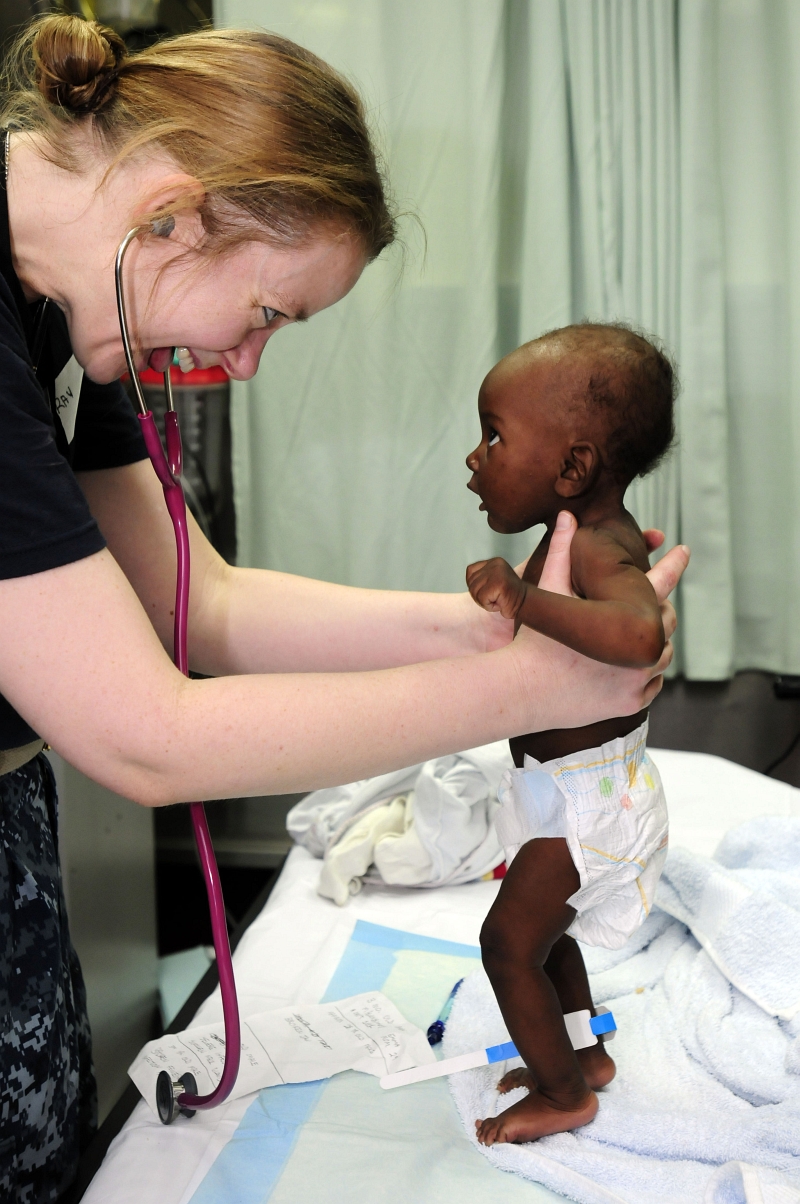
[77,461,513,674]
[0,539,683,807]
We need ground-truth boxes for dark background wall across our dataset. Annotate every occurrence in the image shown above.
[0,0,213,63]
[649,671,800,788]
[0,0,45,58]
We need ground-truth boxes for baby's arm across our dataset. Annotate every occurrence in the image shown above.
[466,528,664,668]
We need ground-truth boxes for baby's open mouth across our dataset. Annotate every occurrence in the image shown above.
[467,480,487,511]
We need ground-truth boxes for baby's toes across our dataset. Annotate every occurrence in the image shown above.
[497,1068,535,1095]
[475,1116,500,1146]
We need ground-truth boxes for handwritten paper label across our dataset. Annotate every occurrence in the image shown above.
[128,991,435,1118]
[53,356,84,444]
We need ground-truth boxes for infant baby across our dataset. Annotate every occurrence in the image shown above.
[465,323,674,1145]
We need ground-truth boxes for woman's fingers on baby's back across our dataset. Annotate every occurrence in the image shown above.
[641,639,674,708]
[658,637,675,673]
[642,527,665,553]
[643,672,664,706]
[660,599,677,640]
[645,543,690,603]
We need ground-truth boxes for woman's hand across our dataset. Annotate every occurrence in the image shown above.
[507,511,688,729]
[642,528,665,555]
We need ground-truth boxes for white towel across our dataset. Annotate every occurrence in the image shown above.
[443,817,800,1204]
[657,817,800,1020]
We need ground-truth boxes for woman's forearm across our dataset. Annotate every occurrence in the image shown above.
[77,461,513,675]
[124,645,540,804]
[197,563,514,676]
[54,629,659,807]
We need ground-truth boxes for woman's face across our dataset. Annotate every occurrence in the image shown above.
[74,228,367,384]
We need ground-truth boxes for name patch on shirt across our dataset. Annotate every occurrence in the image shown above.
[54,356,84,444]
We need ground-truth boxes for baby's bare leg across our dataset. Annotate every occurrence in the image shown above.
[477,838,597,1146]
[498,935,615,1096]
[546,934,616,1089]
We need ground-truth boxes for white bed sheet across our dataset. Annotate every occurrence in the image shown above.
[82,750,800,1204]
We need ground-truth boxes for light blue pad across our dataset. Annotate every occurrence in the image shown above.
[188,920,566,1204]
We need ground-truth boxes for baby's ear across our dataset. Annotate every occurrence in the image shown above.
[555,441,600,498]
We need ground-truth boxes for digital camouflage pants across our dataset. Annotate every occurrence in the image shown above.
[0,755,96,1203]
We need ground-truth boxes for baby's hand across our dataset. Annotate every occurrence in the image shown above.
[467,558,527,620]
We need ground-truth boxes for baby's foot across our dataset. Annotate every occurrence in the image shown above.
[577,1044,616,1090]
[476,1088,598,1145]
[496,1067,535,1095]
[496,1047,615,1096]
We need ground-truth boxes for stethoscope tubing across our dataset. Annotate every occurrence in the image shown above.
[116,227,241,1113]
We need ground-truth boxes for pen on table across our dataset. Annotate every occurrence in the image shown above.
[426,978,465,1045]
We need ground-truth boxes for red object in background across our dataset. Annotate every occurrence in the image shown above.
[492,862,507,879]
[123,365,229,387]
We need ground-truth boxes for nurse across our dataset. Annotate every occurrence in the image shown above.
[0,15,686,1201]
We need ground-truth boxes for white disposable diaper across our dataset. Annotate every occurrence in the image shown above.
[496,719,668,949]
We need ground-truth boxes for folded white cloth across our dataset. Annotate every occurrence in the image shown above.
[443,815,800,1203]
[317,794,420,906]
[704,1161,800,1203]
[497,719,669,948]
[657,816,800,1020]
[287,741,511,905]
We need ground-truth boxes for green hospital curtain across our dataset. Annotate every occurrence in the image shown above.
[220,1,509,593]
[516,1,732,677]
[215,0,800,680]
[717,0,800,675]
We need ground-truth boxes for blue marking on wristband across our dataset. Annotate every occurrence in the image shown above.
[481,1012,617,1068]
[486,1041,519,1064]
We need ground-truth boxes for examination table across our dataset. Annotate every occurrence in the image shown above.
[69,749,800,1204]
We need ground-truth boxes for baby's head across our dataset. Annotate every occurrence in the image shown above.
[466,323,676,533]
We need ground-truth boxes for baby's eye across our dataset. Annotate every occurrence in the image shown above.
[263,306,281,324]
[488,428,500,447]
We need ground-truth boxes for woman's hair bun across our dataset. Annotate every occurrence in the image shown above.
[32,15,127,114]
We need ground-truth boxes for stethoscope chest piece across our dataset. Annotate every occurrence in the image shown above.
[156,1071,198,1125]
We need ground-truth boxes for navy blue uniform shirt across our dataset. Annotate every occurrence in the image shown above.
[0,146,147,747]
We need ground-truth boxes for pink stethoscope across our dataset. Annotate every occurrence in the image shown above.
[115,219,240,1125]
